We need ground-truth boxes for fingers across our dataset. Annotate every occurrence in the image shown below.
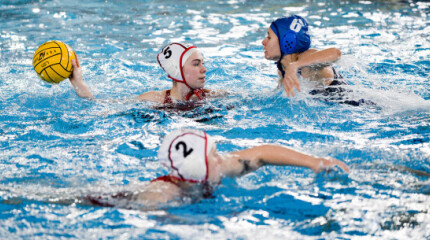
[73,51,80,67]
[70,55,82,81]
[71,59,77,68]
[293,76,301,92]
[322,158,350,173]
[283,76,299,97]
[332,159,350,173]
[70,59,77,80]
[283,80,293,97]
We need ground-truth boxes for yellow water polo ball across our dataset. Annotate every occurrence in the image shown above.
[33,40,76,84]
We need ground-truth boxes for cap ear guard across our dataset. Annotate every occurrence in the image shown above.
[280,31,298,55]
[176,153,206,181]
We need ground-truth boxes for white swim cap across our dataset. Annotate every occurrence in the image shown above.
[157,43,198,88]
[158,129,216,182]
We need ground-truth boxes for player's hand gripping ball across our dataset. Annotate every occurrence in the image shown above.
[33,40,76,84]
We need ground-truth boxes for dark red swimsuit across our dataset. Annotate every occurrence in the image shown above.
[163,89,207,104]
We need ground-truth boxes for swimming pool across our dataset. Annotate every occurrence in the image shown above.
[1,0,429,238]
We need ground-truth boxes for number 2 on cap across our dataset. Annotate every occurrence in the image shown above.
[175,141,193,158]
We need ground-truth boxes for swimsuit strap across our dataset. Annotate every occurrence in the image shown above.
[164,89,206,103]
[332,67,343,80]
[151,175,202,185]
[151,175,182,186]
[163,89,173,104]
[185,89,206,101]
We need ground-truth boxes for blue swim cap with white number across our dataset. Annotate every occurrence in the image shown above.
[270,15,311,55]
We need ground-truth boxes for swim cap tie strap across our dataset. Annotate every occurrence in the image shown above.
[185,89,205,101]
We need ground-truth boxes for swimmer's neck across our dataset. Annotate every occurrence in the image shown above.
[170,82,195,101]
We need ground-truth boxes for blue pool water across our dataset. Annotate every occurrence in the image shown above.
[1,0,429,239]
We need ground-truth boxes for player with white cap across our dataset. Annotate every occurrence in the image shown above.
[131,129,349,209]
[137,42,224,104]
[68,42,225,104]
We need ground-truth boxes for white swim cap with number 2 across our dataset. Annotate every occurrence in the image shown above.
[158,129,215,182]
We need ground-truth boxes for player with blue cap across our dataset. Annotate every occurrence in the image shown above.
[262,15,343,97]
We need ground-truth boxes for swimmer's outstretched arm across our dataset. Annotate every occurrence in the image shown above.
[205,89,231,98]
[221,144,349,177]
[281,48,342,97]
[69,55,94,99]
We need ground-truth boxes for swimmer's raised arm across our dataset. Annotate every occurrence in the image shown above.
[280,48,342,97]
[222,144,349,177]
[69,56,94,99]
[288,48,342,70]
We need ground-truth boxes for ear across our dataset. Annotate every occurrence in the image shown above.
[180,155,207,181]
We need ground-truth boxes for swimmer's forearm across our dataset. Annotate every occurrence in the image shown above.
[69,59,94,99]
[70,80,94,99]
[231,145,321,172]
[257,145,349,173]
[286,48,342,69]
[256,145,322,171]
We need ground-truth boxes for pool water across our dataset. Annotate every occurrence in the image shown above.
[1,0,429,239]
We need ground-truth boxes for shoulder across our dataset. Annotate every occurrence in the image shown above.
[134,179,183,207]
[136,90,167,103]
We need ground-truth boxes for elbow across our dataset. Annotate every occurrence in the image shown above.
[332,48,342,60]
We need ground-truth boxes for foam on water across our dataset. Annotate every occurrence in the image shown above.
[1,0,429,239]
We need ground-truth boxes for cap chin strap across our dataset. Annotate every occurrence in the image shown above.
[168,76,204,101]
[185,89,204,101]
[271,21,286,78]
[167,45,204,101]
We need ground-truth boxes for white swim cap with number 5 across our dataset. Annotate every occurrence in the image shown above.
[157,43,198,88]
[158,129,215,182]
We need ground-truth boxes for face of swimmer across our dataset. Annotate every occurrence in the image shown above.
[183,51,207,89]
[262,27,282,61]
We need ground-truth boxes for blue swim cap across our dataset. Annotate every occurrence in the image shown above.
[270,15,311,55]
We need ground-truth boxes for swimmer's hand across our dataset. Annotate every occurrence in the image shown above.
[69,53,94,99]
[281,61,301,97]
[313,158,350,174]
